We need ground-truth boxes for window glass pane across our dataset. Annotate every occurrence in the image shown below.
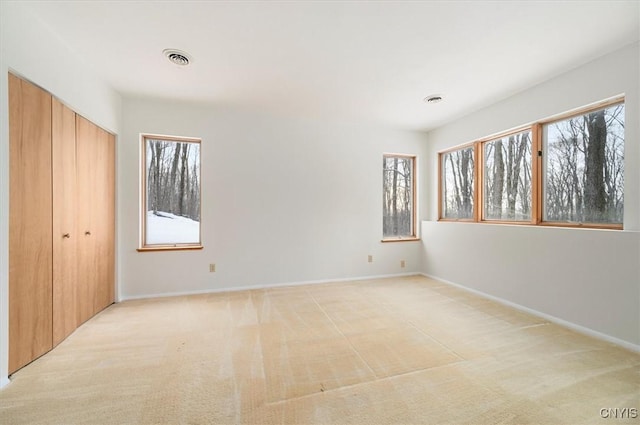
[383,155,414,238]
[483,130,532,221]
[441,147,474,219]
[543,104,624,224]
[145,138,201,245]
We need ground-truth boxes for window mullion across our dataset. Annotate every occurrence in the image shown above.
[532,123,542,225]
[474,142,481,222]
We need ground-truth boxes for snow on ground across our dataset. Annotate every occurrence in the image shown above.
[146,211,200,244]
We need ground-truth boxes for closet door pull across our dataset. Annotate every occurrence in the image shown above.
[62,233,70,239]
[85,231,91,236]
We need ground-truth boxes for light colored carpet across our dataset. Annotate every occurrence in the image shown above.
[0,275,638,424]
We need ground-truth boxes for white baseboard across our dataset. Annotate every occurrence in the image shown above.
[119,272,422,301]
[0,376,10,390]
[421,273,640,353]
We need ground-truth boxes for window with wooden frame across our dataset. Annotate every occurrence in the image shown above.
[439,144,477,221]
[139,134,202,251]
[541,100,624,227]
[383,154,418,241]
[481,128,534,223]
[437,96,625,229]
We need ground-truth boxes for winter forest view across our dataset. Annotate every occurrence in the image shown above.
[544,104,624,223]
[442,146,475,219]
[383,156,414,237]
[140,104,622,247]
[145,138,201,245]
[484,130,532,221]
[441,103,624,224]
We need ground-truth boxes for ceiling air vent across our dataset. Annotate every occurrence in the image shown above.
[163,49,192,66]
[424,94,444,104]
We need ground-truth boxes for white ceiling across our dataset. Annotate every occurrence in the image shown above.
[22,1,640,131]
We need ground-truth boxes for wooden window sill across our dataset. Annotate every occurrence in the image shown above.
[137,245,204,252]
[381,237,421,243]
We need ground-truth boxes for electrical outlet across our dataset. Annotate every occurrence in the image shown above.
[209,263,216,272]
[368,255,373,263]
[400,260,406,268]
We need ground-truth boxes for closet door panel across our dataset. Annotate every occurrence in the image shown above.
[95,129,115,312]
[8,73,53,373]
[76,115,99,325]
[52,98,78,346]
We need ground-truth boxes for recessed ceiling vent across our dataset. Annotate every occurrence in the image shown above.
[424,94,444,104]
[163,49,192,66]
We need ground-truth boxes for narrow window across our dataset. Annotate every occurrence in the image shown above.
[440,145,475,220]
[543,102,624,225]
[140,134,202,250]
[482,129,532,221]
[383,154,416,240]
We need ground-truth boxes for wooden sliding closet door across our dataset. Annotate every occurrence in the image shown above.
[9,73,116,374]
[76,115,99,325]
[76,116,115,324]
[52,99,78,346]
[93,124,115,314]
[96,129,115,312]
[8,74,53,373]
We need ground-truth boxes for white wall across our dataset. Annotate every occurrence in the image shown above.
[119,99,428,299]
[0,2,122,388]
[423,42,640,348]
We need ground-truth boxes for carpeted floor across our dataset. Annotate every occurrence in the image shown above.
[1,275,638,424]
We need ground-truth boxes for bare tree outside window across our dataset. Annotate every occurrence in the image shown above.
[483,130,532,221]
[142,135,201,248]
[441,146,475,219]
[383,155,415,239]
[544,103,624,224]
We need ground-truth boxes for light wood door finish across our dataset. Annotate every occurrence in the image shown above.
[76,115,99,325]
[96,130,116,312]
[8,73,54,374]
[52,98,78,346]
[76,116,115,323]
[9,73,115,374]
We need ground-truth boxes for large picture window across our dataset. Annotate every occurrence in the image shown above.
[140,134,202,250]
[437,97,624,229]
[383,154,416,240]
[543,103,624,224]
